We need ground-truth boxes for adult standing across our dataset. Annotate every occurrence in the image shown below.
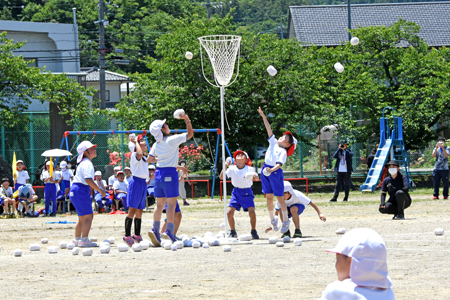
[379,160,411,220]
[366,148,376,173]
[432,137,450,200]
[330,140,353,202]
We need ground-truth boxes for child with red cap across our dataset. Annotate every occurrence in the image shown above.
[257,107,297,234]
[220,150,259,239]
[320,228,395,299]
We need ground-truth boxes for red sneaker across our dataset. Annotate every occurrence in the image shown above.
[433,196,439,200]
[444,196,448,200]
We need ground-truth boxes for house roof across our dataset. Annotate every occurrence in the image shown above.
[288,2,450,47]
[80,67,131,82]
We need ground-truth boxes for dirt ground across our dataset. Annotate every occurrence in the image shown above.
[1,189,449,299]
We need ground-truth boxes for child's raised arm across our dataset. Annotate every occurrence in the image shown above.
[310,201,326,222]
[258,106,273,138]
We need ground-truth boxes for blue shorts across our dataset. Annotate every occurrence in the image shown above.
[276,204,305,218]
[164,201,181,213]
[229,188,255,212]
[61,180,70,190]
[261,164,284,196]
[70,183,93,216]
[14,183,24,192]
[127,177,146,210]
[44,183,57,202]
[147,186,154,197]
[154,168,179,198]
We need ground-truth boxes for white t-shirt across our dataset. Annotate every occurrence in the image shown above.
[108,175,117,186]
[16,170,30,185]
[125,176,133,184]
[264,135,287,166]
[130,152,149,179]
[41,170,60,186]
[338,155,348,172]
[113,180,128,193]
[275,189,311,210]
[319,279,395,300]
[1,186,13,199]
[61,169,74,181]
[225,165,255,189]
[73,158,95,185]
[150,133,187,168]
[94,179,107,192]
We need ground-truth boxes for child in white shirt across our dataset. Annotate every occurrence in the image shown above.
[14,160,30,191]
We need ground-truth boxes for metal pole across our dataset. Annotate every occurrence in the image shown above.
[73,8,80,73]
[30,113,35,182]
[121,120,125,170]
[319,128,322,175]
[347,0,351,41]
[99,0,106,109]
[206,0,211,20]
[1,126,5,159]
[299,123,303,178]
[220,86,228,234]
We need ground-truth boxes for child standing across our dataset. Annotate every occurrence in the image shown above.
[272,181,326,238]
[1,178,16,216]
[219,150,259,239]
[319,228,395,299]
[148,113,193,245]
[257,107,297,233]
[41,161,59,216]
[59,161,73,198]
[70,141,105,247]
[93,171,112,213]
[14,160,30,191]
[123,134,150,246]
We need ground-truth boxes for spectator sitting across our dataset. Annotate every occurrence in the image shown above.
[108,166,121,188]
[124,166,133,184]
[93,171,112,213]
[146,165,156,205]
[113,171,129,211]
[17,184,38,217]
[1,178,16,217]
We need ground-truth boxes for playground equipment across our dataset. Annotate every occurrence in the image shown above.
[360,107,412,192]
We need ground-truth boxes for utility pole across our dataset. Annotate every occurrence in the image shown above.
[98,0,106,109]
[347,0,351,41]
[206,0,211,20]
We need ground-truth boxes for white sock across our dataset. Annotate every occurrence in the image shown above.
[74,236,81,240]
[81,237,89,242]
[282,210,288,223]
[268,210,274,221]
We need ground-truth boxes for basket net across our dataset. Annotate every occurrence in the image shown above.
[198,35,241,86]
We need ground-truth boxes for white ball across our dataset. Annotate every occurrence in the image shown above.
[334,62,344,73]
[173,109,185,119]
[118,243,129,252]
[164,243,172,250]
[108,237,115,244]
[263,168,271,177]
[245,172,257,181]
[350,36,360,46]
[171,244,178,251]
[90,237,97,242]
[294,238,302,246]
[179,234,188,240]
[209,239,220,246]
[226,157,232,164]
[72,247,80,255]
[175,241,184,249]
[185,51,193,60]
[14,249,23,257]
[202,243,210,249]
[336,228,346,234]
[223,245,231,252]
[204,231,215,239]
[100,245,110,254]
[282,236,290,243]
[140,240,150,250]
[218,231,226,237]
[269,237,278,244]
[41,238,48,244]
[82,248,93,256]
[267,65,278,77]
[239,234,252,242]
[29,243,41,251]
[103,239,111,244]
[59,241,67,249]
[276,242,284,247]
[132,243,143,252]
[192,241,201,248]
[67,243,75,250]
[434,228,445,235]
[48,246,59,254]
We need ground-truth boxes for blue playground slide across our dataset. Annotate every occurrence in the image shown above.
[360,137,393,192]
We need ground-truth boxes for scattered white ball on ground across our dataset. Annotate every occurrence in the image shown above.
[179,234,188,240]
[14,249,23,257]
[100,245,110,254]
[171,244,178,251]
[48,246,58,254]
[203,243,210,249]
[41,238,48,244]
[82,248,93,256]
[334,62,344,73]
[117,243,129,252]
[209,239,220,246]
[108,237,115,244]
[263,168,271,177]
[175,241,184,249]
[282,236,290,243]
[132,243,143,252]
[67,243,75,250]
[434,228,444,235]
[219,223,226,230]
[204,231,215,239]
[99,242,110,248]
[336,228,346,234]
[192,241,201,248]
[29,243,41,251]
[267,65,277,76]
[239,234,252,242]
[215,234,223,239]
[72,247,79,255]
[269,237,278,244]
[59,241,67,249]
[140,240,150,250]
[350,36,360,45]
[164,243,172,250]
[294,238,302,246]
[223,245,231,252]
[276,242,284,247]
[185,51,193,60]
[90,237,97,242]
[103,239,111,244]
[173,109,185,119]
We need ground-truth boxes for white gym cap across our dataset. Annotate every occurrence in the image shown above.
[77,141,97,163]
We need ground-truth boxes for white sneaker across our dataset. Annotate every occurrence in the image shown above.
[72,239,80,246]
[79,240,98,247]
[281,221,290,234]
[271,217,279,232]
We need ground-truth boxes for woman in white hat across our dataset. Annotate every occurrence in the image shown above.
[147,113,193,245]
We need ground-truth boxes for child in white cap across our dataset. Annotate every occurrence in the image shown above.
[257,107,297,234]
[93,171,112,213]
[114,170,129,211]
[1,178,16,216]
[108,166,121,188]
[148,113,193,245]
[41,160,60,216]
[124,166,133,184]
[70,141,106,247]
[219,150,259,239]
[14,160,30,191]
[59,161,73,198]
[319,228,395,300]
[271,181,326,238]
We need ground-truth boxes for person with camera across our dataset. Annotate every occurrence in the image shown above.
[379,160,411,220]
[432,136,450,199]
[330,140,353,202]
